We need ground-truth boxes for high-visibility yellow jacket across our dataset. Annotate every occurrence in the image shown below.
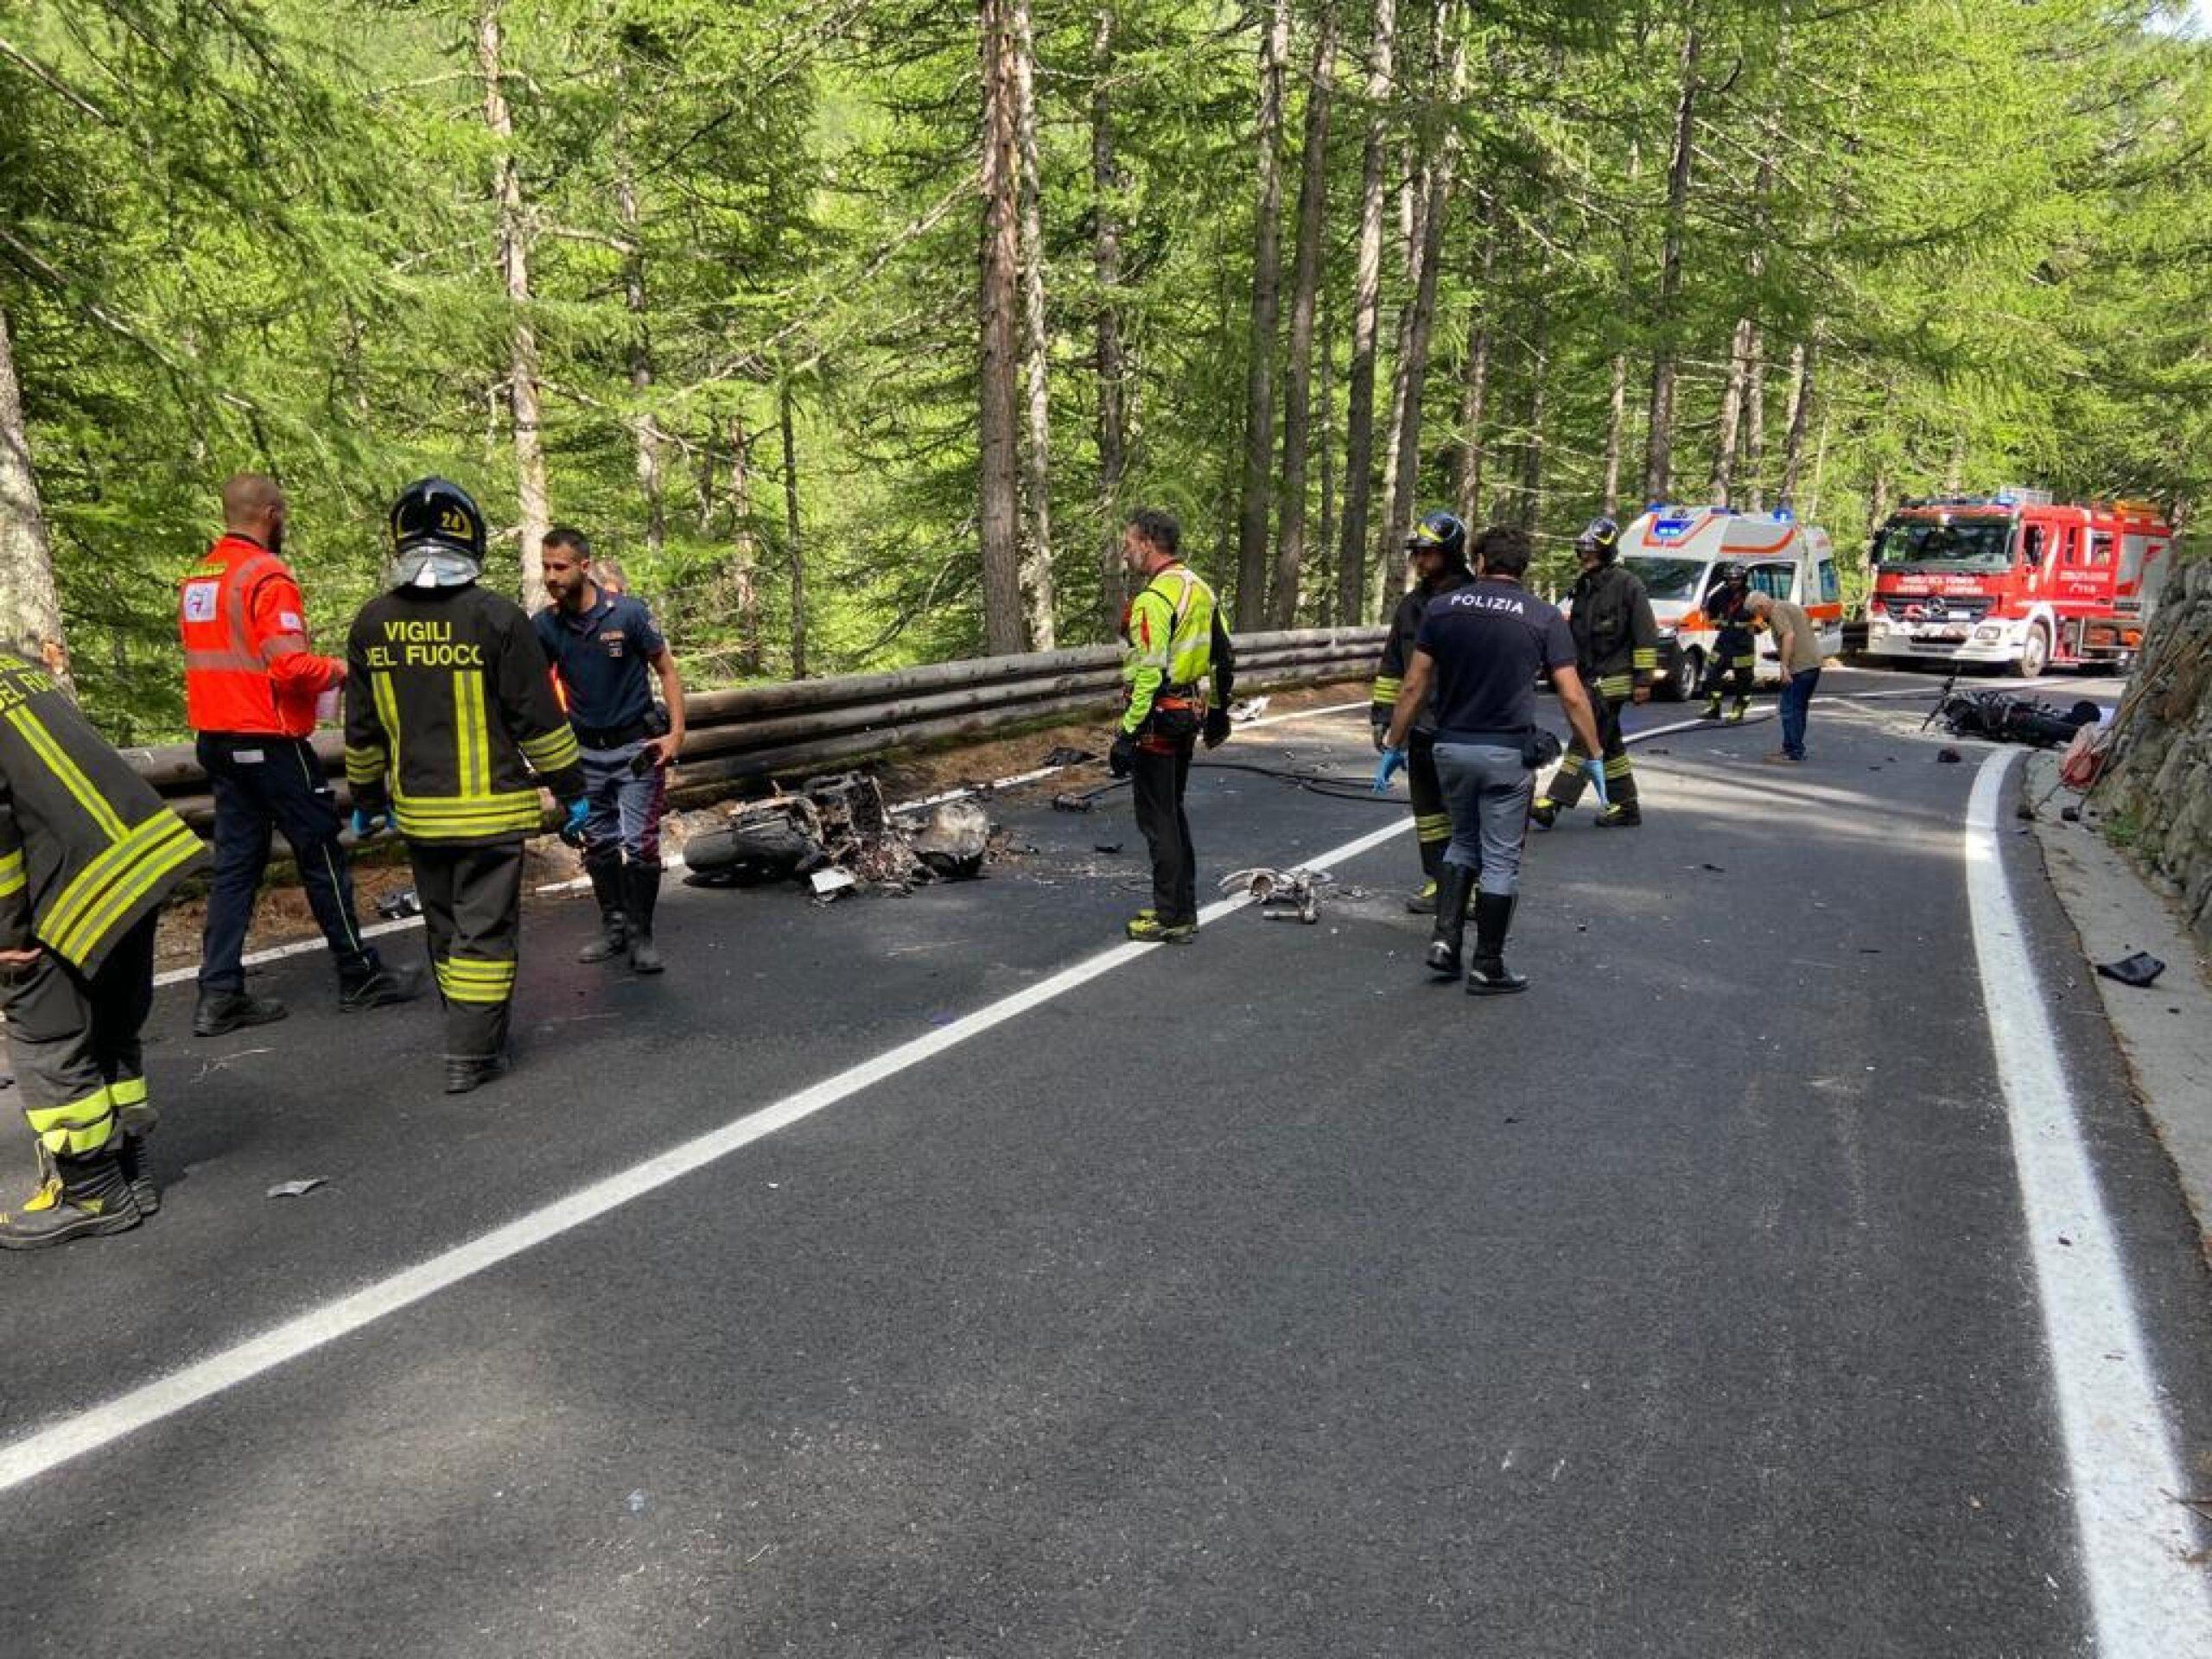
[0,654,207,974]
[1121,563,1228,737]
[343,585,586,844]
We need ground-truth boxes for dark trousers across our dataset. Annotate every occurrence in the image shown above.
[1130,738,1197,925]
[410,839,525,1064]
[1408,731,1452,880]
[3,915,157,1169]
[1779,667,1821,760]
[1701,628,1757,702]
[197,732,379,993]
[1546,690,1637,809]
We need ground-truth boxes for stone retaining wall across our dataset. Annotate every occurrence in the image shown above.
[2102,559,2212,946]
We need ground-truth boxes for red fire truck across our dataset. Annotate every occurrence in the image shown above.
[1864,490,2173,677]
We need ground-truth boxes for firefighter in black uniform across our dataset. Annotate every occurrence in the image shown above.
[0,652,207,1248]
[344,479,588,1095]
[1532,515,1659,828]
[1370,510,1475,912]
[1700,562,1756,722]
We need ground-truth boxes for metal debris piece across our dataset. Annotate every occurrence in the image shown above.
[2094,952,2165,988]
[679,769,974,896]
[1229,696,1271,724]
[1218,866,1333,924]
[266,1178,327,1199]
[374,889,421,921]
[809,868,857,900]
[907,801,990,880]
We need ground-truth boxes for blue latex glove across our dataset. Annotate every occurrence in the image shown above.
[1373,747,1408,794]
[1584,759,1610,810]
[349,807,386,840]
[557,798,591,848]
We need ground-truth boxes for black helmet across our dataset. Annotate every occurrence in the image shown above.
[389,476,486,562]
[1718,561,1748,584]
[1407,510,1468,568]
[1574,516,1621,561]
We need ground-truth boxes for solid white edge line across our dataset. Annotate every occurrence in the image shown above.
[1964,749,2212,1655]
[0,811,1411,1492]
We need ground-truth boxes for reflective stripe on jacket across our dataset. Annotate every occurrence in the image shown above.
[344,586,586,845]
[179,536,342,738]
[1567,563,1660,691]
[0,655,207,975]
[1121,563,1218,735]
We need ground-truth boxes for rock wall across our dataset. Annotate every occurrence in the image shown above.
[2102,559,2212,944]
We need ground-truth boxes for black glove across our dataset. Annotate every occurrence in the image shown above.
[1109,732,1137,779]
[1203,707,1232,750]
[1370,719,1390,754]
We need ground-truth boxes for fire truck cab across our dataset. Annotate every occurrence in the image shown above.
[1613,506,1843,700]
[1865,490,2172,677]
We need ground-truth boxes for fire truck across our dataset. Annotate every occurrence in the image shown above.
[1864,490,2173,677]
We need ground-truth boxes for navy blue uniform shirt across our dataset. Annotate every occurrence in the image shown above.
[1414,577,1578,742]
[534,588,665,734]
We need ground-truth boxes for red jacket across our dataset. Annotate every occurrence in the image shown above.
[179,534,343,737]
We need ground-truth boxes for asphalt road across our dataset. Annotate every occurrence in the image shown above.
[3,665,2208,1658]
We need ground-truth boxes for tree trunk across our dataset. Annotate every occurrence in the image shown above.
[1516,275,1550,531]
[1269,3,1337,630]
[616,165,665,561]
[1333,0,1396,625]
[1601,353,1629,518]
[1944,432,1966,497]
[779,378,807,679]
[1453,200,1494,529]
[728,413,762,674]
[1777,339,1815,506]
[0,303,69,686]
[1710,314,1755,505]
[1011,0,1055,649]
[1641,22,1702,505]
[977,0,1028,656]
[1090,6,1128,640]
[480,3,550,613]
[1375,7,1461,618]
[1313,306,1336,626]
[1743,325,1766,510]
[1234,0,1293,630]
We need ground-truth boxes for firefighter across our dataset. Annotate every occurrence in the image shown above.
[180,473,421,1034]
[1110,507,1234,944]
[1532,515,1658,829]
[1700,562,1757,722]
[536,527,686,975]
[344,479,588,1094]
[0,651,207,1248]
[1370,510,1476,912]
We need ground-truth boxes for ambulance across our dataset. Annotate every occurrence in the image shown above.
[1611,506,1843,699]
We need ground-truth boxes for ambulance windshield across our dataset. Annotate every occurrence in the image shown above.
[1872,517,2016,572]
[1621,556,1706,601]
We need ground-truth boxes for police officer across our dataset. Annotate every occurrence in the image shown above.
[1700,562,1756,722]
[1370,510,1476,912]
[1110,507,1234,944]
[343,480,588,1094]
[0,651,207,1247]
[1532,515,1658,828]
[1375,526,1604,995]
[179,473,419,1034]
[536,528,686,975]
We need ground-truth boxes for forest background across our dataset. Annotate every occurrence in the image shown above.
[4,0,2210,741]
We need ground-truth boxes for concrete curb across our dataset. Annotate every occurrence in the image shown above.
[2024,749,2212,1263]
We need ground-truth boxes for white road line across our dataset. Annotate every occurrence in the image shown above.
[0,813,1411,1492]
[1964,749,2212,1656]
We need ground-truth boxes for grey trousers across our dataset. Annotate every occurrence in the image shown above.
[1433,741,1534,896]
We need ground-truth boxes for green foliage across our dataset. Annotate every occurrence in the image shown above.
[3,0,2209,743]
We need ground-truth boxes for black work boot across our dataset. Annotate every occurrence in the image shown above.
[1425,863,1478,979]
[1595,799,1642,829]
[193,988,288,1037]
[623,863,664,976]
[442,1052,512,1096]
[1529,795,1559,830]
[116,1132,158,1217]
[579,857,627,963]
[338,962,426,1012]
[1466,892,1529,995]
[0,1153,143,1250]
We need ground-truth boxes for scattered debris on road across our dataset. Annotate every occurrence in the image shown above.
[373,889,421,921]
[266,1178,327,1199]
[677,771,994,896]
[1229,696,1271,723]
[1219,866,1333,924]
[2095,951,2167,988]
[1936,688,2101,748]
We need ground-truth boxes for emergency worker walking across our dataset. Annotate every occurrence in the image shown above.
[344,479,588,1094]
[1375,527,1604,995]
[1532,515,1658,828]
[536,529,685,975]
[1110,508,1234,944]
[0,652,207,1247]
[180,473,419,1035]
[1700,563,1757,722]
[1370,511,1475,912]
